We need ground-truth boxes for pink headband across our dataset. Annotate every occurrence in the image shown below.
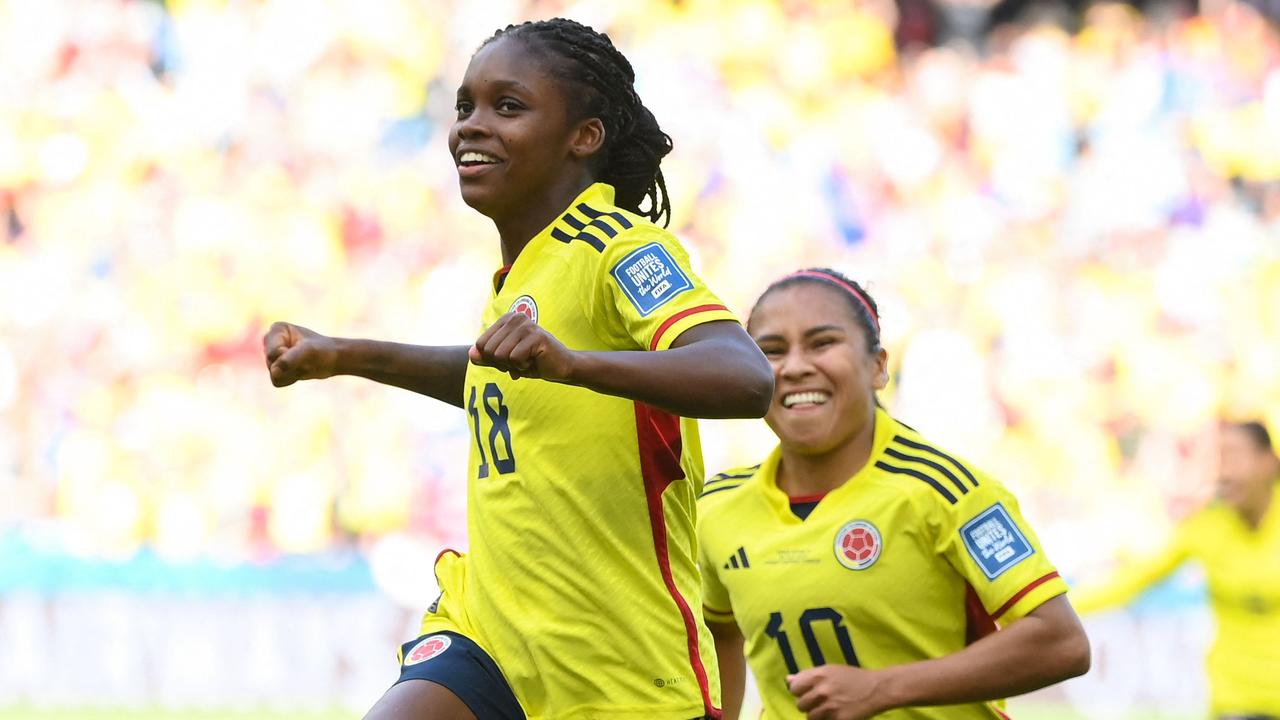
[784,270,880,335]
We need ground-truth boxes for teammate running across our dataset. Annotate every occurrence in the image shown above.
[698,269,1090,719]
[264,19,773,720]
[1075,420,1280,720]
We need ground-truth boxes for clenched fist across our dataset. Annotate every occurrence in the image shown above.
[469,312,577,382]
[263,321,339,387]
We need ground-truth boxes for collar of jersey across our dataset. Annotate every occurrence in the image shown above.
[755,407,899,524]
[493,182,618,294]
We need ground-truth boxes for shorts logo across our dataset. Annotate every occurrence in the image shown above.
[509,295,538,323]
[403,635,452,666]
[609,242,693,317]
[960,503,1034,579]
[834,520,882,571]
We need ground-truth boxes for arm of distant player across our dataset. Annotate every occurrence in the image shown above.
[1070,535,1191,614]
[264,321,469,408]
[709,620,747,720]
[787,596,1090,720]
[471,313,773,418]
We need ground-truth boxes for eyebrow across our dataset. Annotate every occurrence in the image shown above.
[458,78,532,97]
[753,325,846,343]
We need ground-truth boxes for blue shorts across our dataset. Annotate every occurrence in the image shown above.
[395,631,525,720]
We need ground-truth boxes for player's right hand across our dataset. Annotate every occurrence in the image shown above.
[263,321,339,387]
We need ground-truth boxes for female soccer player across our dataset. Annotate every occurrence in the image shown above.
[1074,421,1280,720]
[698,269,1091,720]
[263,19,773,720]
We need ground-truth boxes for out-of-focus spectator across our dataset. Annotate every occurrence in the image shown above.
[0,0,1276,601]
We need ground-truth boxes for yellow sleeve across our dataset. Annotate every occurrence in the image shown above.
[1070,523,1193,614]
[588,226,738,351]
[697,507,735,623]
[936,474,1070,625]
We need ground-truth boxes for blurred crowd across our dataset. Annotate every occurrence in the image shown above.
[1,0,1278,590]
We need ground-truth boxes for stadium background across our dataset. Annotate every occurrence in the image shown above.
[1,0,1278,717]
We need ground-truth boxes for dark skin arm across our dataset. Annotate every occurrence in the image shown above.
[788,595,1091,720]
[709,620,748,720]
[263,314,774,418]
[263,322,471,407]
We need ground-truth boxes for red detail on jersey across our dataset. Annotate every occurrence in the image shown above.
[434,547,462,566]
[993,706,1012,720]
[788,493,828,504]
[991,571,1061,621]
[964,583,999,645]
[634,402,720,719]
[649,304,730,351]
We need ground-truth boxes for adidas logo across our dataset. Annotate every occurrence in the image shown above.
[723,546,750,570]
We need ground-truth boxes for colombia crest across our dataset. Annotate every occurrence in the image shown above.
[403,634,452,666]
[510,295,538,323]
[834,520,882,571]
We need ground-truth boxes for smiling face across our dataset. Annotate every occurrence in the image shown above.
[448,36,602,222]
[749,283,889,457]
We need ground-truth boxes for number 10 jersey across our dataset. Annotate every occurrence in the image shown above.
[420,183,738,720]
[698,409,1070,719]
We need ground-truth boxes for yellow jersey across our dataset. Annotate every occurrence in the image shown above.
[420,183,737,720]
[1073,489,1280,716]
[698,409,1069,720]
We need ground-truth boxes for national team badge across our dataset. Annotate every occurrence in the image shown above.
[510,295,538,323]
[403,634,452,666]
[834,520,882,571]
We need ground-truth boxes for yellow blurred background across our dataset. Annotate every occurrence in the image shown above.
[1,0,1277,716]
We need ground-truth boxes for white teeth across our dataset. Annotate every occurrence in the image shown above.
[459,151,499,165]
[782,391,830,408]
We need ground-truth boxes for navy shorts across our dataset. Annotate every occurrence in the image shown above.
[395,631,525,720]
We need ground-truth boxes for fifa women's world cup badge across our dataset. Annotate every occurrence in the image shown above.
[510,295,538,323]
[834,520,882,571]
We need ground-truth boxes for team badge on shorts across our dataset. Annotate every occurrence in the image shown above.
[834,520,882,571]
[403,634,452,666]
[510,295,538,323]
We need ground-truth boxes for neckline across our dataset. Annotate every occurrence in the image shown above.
[491,182,616,296]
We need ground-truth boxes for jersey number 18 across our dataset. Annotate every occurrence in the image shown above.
[468,382,516,478]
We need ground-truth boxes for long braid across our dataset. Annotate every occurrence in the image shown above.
[481,19,673,226]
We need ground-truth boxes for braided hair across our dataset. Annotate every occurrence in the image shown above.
[481,19,673,227]
[750,268,882,353]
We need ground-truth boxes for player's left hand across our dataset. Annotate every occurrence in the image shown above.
[469,311,576,381]
[788,665,888,720]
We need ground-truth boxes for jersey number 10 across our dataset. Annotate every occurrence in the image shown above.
[764,607,860,674]
[468,382,516,478]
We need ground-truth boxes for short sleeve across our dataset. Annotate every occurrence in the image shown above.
[588,227,738,351]
[936,475,1069,625]
[698,518,735,623]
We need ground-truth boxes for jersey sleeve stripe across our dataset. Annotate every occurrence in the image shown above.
[649,304,731,351]
[874,461,959,504]
[549,225,606,252]
[991,571,1062,621]
[699,482,746,499]
[633,402,719,719]
[892,435,979,488]
[577,202,635,229]
[883,446,969,495]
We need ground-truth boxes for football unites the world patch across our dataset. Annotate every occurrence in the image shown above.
[609,242,693,316]
[960,503,1034,579]
[403,634,452,666]
[834,520,882,571]
[509,295,538,323]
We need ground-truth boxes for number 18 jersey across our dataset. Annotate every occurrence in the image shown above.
[698,409,1069,719]
[420,183,738,720]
